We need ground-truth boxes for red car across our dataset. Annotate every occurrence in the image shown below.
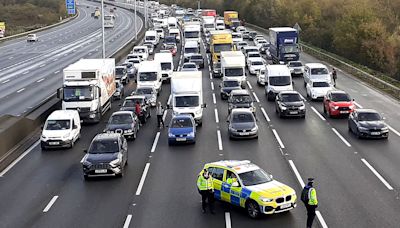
[323,90,355,117]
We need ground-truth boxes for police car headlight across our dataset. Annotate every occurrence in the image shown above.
[260,197,273,203]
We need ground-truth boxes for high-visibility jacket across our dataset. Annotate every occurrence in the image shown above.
[197,175,214,191]
[226,178,237,185]
[308,188,318,206]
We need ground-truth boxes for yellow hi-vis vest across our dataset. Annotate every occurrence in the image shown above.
[197,175,214,191]
[308,188,318,206]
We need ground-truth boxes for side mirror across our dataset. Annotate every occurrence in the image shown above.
[83,149,87,153]
[41,126,44,130]
[167,104,170,109]
[201,103,207,108]
[73,125,78,129]
[269,174,273,179]
[382,116,386,120]
[57,88,63,99]
[352,98,355,101]
[232,182,239,187]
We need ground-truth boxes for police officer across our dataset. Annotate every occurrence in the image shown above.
[301,178,318,228]
[197,169,215,214]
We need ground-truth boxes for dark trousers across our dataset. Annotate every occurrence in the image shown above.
[306,205,317,228]
[200,190,214,212]
[157,115,164,127]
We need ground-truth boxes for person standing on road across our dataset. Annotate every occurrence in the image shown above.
[301,178,318,228]
[135,101,142,125]
[332,68,338,87]
[197,169,215,214]
[156,102,165,128]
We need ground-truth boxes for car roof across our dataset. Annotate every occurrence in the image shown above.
[47,110,78,120]
[249,58,264,62]
[112,111,133,116]
[279,90,300,95]
[305,63,327,68]
[172,114,193,119]
[231,89,250,95]
[94,132,121,141]
[329,90,347,94]
[207,160,259,174]
[183,62,196,66]
[231,108,253,115]
[126,95,146,99]
[248,52,260,55]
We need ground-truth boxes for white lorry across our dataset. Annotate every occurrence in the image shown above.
[184,22,201,44]
[202,16,216,33]
[154,52,174,82]
[58,59,116,123]
[221,51,246,85]
[137,60,162,93]
[170,71,206,126]
[167,17,178,29]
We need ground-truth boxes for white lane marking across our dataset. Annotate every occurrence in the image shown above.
[316,211,329,228]
[252,92,260,103]
[39,64,46,68]
[150,132,160,153]
[36,78,45,83]
[22,71,29,75]
[208,65,211,71]
[0,140,40,177]
[225,212,232,228]
[288,160,305,187]
[311,106,326,121]
[1,79,10,84]
[123,215,133,228]
[210,81,214,90]
[136,163,150,195]
[388,126,400,137]
[331,128,351,147]
[167,95,172,105]
[272,129,285,149]
[54,70,60,74]
[162,110,168,122]
[209,72,212,79]
[261,107,270,122]
[17,88,25,93]
[214,108,219,123]
[361,158,393,190]
[43,196,59,213]
[217,130,223,150]
[246,81,253,90]
[9,57,14,60]
[53,58,58,62]
[354,101,363,108]
[212,93,216,104]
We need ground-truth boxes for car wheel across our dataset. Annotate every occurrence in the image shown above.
[133,129,137,140]
[304,81,306,87]
[246,200,260,219]
[356,128,361,139]
[70,140,74,149]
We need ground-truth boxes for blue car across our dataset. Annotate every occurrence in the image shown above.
[168,115,196,145]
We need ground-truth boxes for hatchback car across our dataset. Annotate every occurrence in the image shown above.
[236,41,248,51]
[189,54,204,69]
[181,62,198,72]
[113,80,125,100]
[27,34,38,42]
[275,91,306,118]
[133,86,157,106]
[120,95,151,124]
[104,111,139,139]
[228,109,258,139]
[82,133,128,180]
[323,90,355,117]
[168,114,196,145]
[228,90,256,115]
[115,66,129,84]
[348,109,389,139]
[287,61,304,77]
[247,58,265,75]
[121,62,137,78]
[306,81,333,100]
[220,79,242,100]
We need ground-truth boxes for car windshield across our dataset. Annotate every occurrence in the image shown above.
[204,24,214,28]
[281,93,301,102]
[131,59,140,64]
[161,62,172,70]
[239,169,272,186]
[231,95,251,104]
[146,36,155,41]
[123,98,143,107]
[165,36,176,43]
[139,72,157,81]
[252,61,263,66]
[109,114,133,124]
[331,93,351,102]
[358,112,381,121]
[232,113,254,123]
[89,139,119,154]
[175,96,199,107]
[116,68,125,75]
[269,76,291,86]
[183,64,196,69]
[232,34,241,38]
[134,48,146,53]
[313,82,330,87]
[185,47,198,53]
[225,68,243,77]
[249,53,261,58]
[136,88,154,94]
[45,119,71,130]
[214,44,232,53]
[246,49,258,54]
[311,68,328,75]
[223,80,240,87]
[63,86,94,101]
[170,118,193,128]
[184,31,199,38]
[191,55,202,60]
[289,62,302,67]
[282,45,298,53]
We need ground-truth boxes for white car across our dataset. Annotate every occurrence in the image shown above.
[216,20,225,30]
[246,52,262,64]
[155,27,165,39]
[180,62,198,72]
[248,58,265,75]
[257,68,266,86]
[255,39,268,49]
[287,61,304,76]
[236,41,248,51]
[306,81,333,100]
[132,46,149,61]
[236,26,246,33]
[232,32,243,43]
[27,34,38,42]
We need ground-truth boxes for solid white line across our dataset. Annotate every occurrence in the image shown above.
[331,128,351,147]
[354,101,363,108]
[288,160,305,188]
[36,78,44,83]
[43,195,59,213]
[1,79,10,84]
[272,129,285,149]
[388,125,400,137]
[22,71,29,75]
[217,130,223,150]
[39,64,46,68]
[210,81,214,90]
[214,108,219,123]
[151,132,160,153]
[252,92,260,103]
[0,140,40,177]
[136,163,150,195]
[361,158,393,190]
[123,214,133,228]
[311,106,326,121]
[261,107,270,122]
[246,81,253,90]
[316,211,329,228]
[225,212,232,228]
[17,88,25,93]
[54,70,60,74]
[212,93,216,104]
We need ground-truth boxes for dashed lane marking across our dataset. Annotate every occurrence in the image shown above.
[311,106,326,121]
[272,129,285,149]
[225,212,232,228]
[212,93,216,105]
[150,132,160,153]
[331,128,351,147]
[214,108,219,123]
[261,107,270,122]
[217,130,223,151]
[123,215,133,228]
[135,163,150,195]
[252,92,260,103]
[246,81,253,90]
[361,158,394,190]
[43,196,59,213]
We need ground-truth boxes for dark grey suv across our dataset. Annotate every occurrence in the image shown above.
[275,91,306,118]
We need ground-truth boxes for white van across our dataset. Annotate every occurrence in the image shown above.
[303,63,332,87]
[137,61,162,93]
[132,46,149,61]
[41,110,81,149]
[264,65,293,101]
[183,40,200,62]
[145,30,159,45]
[168,17,178,29]
[154,52,174,82]
[168,28,181,43]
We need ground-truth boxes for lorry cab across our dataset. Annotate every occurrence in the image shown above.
[184,22,201,44]
[221,51,246,85]
[145,30,159,45]
[154,52,174,82]
[137,61,162,93]
[183,41,200,62]
[303,63,332,87]
[265,65,293,101]
[41,110,81,150]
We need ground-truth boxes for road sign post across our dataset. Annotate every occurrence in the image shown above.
[66,0,76,15]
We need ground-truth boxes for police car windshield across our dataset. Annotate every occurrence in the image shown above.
[239,169,272,186]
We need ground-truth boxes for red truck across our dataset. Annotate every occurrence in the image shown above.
[202,9,217,17]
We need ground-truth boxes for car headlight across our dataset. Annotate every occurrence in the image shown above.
[358,126,369,131]
[82,160,91,167]
[381,127,389,131]
[299,105,306,110]
[188,131,195,137]
[195,109,202,115]
[251,126,258,132]
[62,132,71,139]
[125,129,133,133]
[260,197,273,203]
[331,106,339,110]
[110,157,121,167]
[168,132,175,137]
[229,126,236,132]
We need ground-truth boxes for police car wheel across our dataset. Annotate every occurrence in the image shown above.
[246,200,260,218]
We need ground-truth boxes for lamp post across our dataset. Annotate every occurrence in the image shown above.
[101,0,105,58]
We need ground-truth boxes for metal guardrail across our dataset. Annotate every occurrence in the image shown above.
[245,22,400,100]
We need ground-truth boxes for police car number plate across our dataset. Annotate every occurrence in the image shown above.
[280,203,291,209]
[49,142,59,145]
[176,138,186,141]
[95,169,107,174]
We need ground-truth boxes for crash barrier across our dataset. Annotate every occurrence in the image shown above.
[245,22,400,100]
[0,1,147,172]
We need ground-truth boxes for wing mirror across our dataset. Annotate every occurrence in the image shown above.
[83,149,87,153]
[201,103,207,108]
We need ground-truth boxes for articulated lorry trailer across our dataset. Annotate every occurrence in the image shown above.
[269,27,300,64]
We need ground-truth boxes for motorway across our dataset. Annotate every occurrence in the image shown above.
[1,5,400,228]
[0,0,143,116]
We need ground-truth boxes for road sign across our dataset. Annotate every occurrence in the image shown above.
[293,23,302,32]
[0,22,5,38]
[66,0,76,15]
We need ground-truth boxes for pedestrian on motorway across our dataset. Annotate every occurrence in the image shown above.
[135,101,142,125]
[301,178,318,228]
[156,101,165,128]
[197,169,215,214]
[332,68,337,87]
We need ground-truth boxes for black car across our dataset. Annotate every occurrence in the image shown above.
[189,54,204,68]
[348,109,389,139]
[249,31,258,41]
[163,35,177,48]
[220,79,241,100]
[120,95,151,124]
[228,90,256,116]
[82,133,128,180]
[104,111,139,140]
[259,43,270,54]
[275,91,306,118]
[228,109,258,139]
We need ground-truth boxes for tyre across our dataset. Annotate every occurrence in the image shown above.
[132,129,137,140]
[246,200,260,219]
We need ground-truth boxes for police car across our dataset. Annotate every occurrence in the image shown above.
[200,160,297,218]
